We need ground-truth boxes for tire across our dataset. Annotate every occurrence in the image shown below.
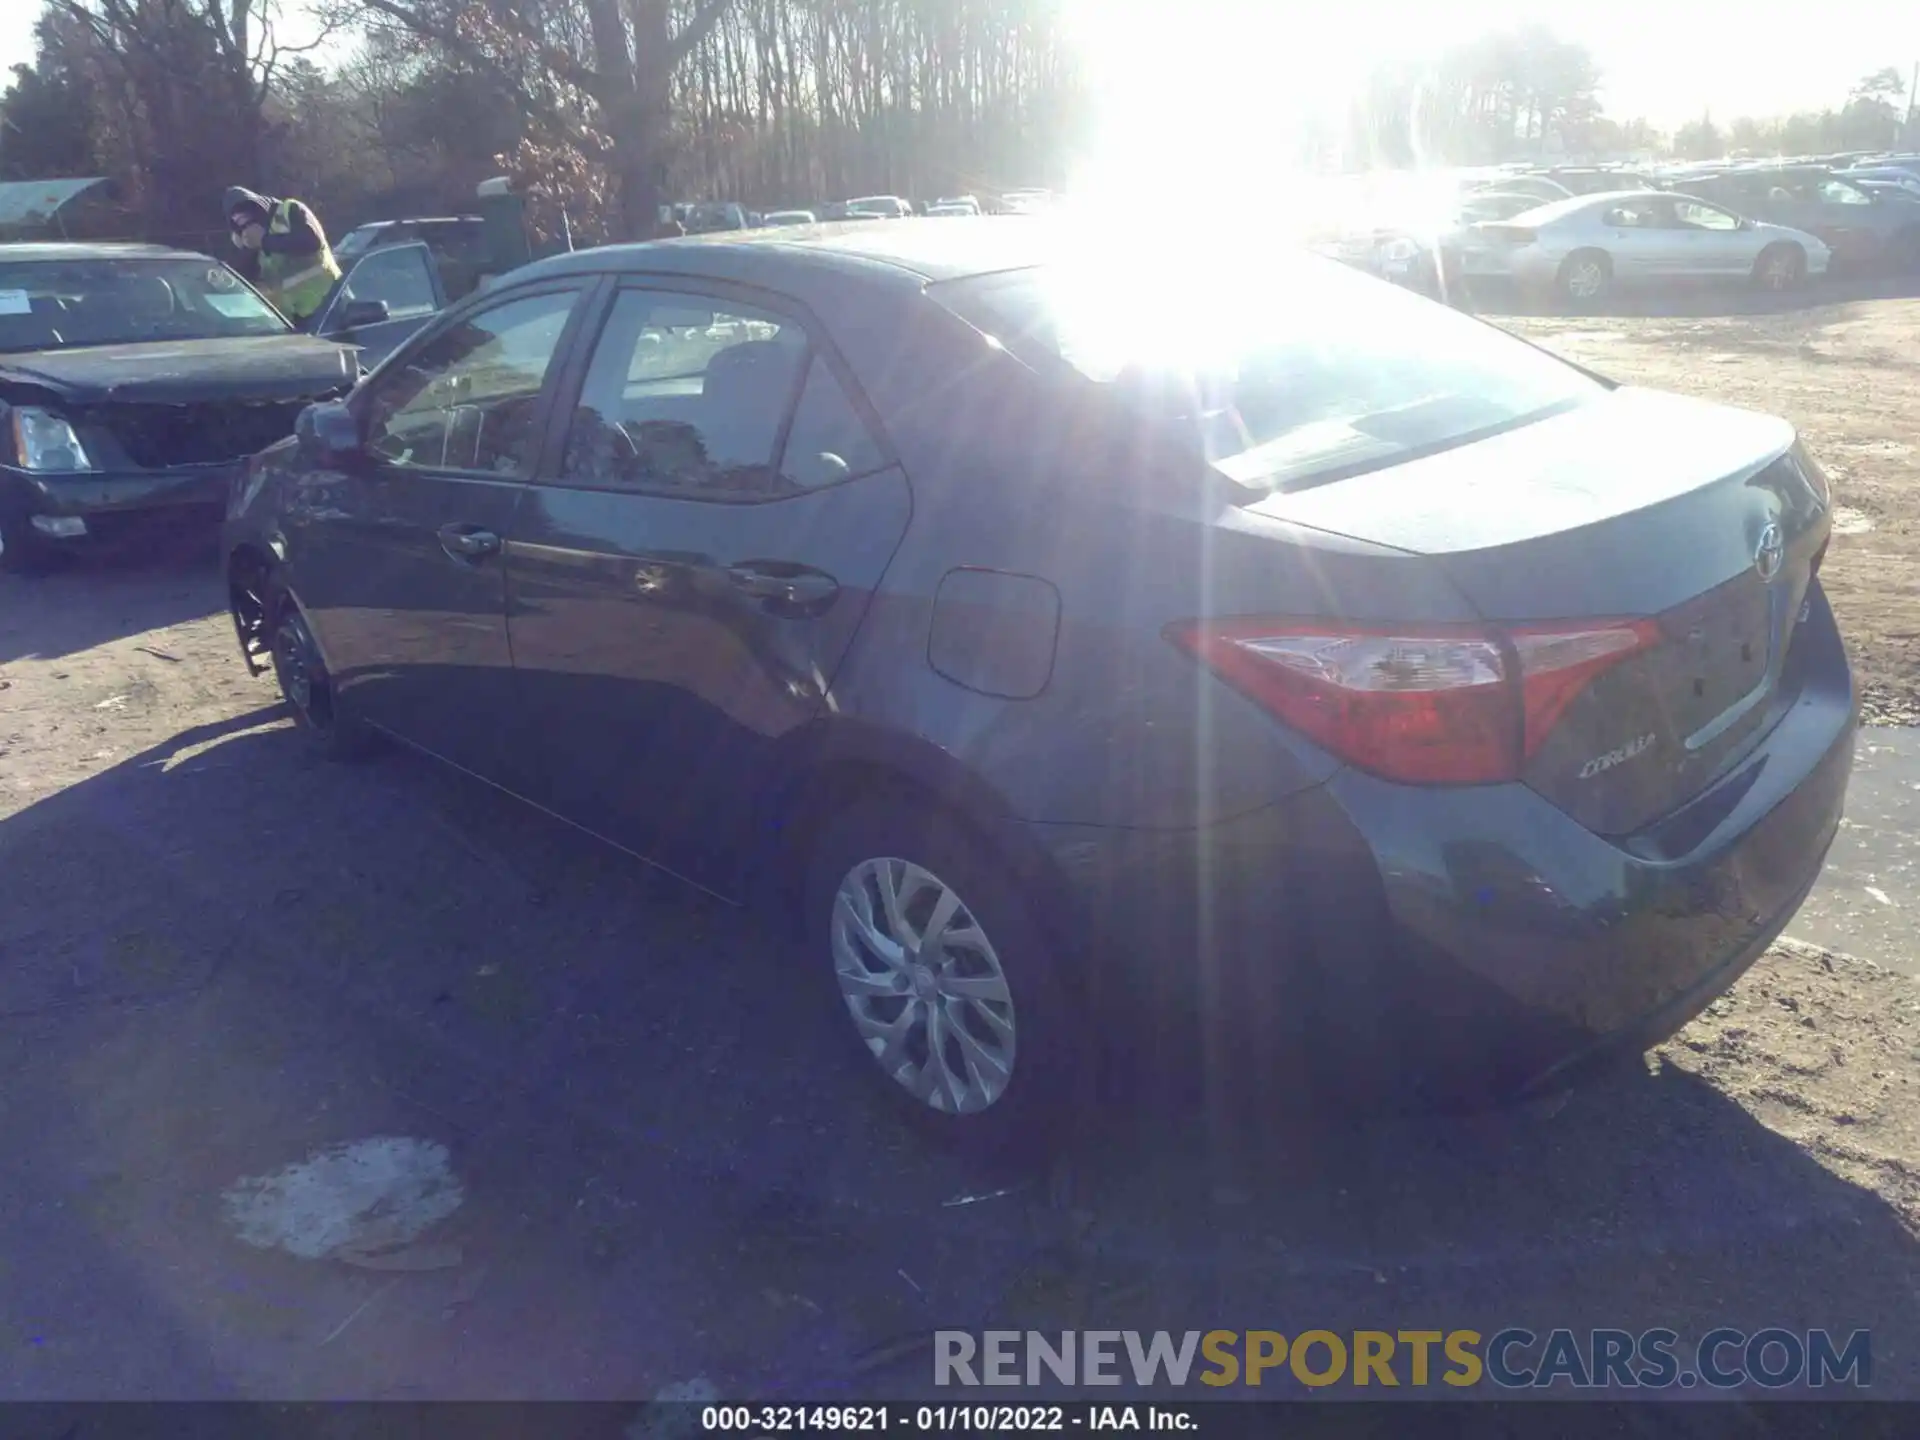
[1752,242,1806,292]
[802,794,1082,1158]
[267,586,377,760]
[0,510,61,576]
[1556,249,1612,307]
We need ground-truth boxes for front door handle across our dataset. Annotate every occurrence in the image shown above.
[726,562,839,612]
[439,524,501,561]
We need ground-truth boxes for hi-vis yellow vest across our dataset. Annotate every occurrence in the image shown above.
[258,200,342,321]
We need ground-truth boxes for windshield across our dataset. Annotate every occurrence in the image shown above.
[932,256,1598,492]
[0,256,289,353]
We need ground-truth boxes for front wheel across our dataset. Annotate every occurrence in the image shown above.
[268,590,376,760]
[1753,243,1806,292]
[803,796,1082,1157]
[1556,249,1612,307]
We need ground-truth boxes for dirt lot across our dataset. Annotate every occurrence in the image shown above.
[1495,278,1920,728]
[3,285,1920,1407]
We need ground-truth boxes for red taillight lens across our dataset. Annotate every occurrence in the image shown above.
[1509,621,1662,759]
[1168,617,1660,786]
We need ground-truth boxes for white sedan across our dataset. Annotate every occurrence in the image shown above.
[1455,190,1831,304]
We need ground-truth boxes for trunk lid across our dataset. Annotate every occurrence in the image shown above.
[0,333,357,405]
[1243,387,1831,834]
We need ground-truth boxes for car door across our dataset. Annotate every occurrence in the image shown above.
[1812,176,1890,263]
[284,279,594,779]
[504,279,912,894]
[1595,199,1662,280]
[1767,176,1848,253]
[309,242,448,368]
[1667,198,1750,276]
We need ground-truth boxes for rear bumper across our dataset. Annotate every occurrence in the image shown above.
[1021,587,1857,1104]
[2,465,231,543]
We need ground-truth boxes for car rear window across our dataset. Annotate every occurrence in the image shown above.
[930,258,1599,493]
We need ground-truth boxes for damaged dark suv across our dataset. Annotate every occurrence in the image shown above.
[0,242,360,573]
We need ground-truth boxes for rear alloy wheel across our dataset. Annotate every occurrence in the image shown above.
[1556,249,1611,307]
[269,594,374,760]
[1753,243,1806,292]
[804,798,1078,1156]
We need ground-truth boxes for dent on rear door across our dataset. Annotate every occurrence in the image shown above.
[501,285,914,892]
[506,472,912,888]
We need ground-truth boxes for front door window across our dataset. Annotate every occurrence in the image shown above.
[364,287,583,476]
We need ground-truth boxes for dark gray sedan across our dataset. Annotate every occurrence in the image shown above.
[223,222,1856,1153]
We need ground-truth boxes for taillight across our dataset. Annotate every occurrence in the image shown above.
[1508,621,1662,758]
[1167,617,1660,786]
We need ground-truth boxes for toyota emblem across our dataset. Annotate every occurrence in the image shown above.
[1754,521,1785,582]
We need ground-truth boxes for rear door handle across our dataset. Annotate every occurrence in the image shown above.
[438,524,501,561]
[726,563,839,612]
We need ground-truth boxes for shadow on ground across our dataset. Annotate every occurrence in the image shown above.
[2,713,1915,1399]
[0,547,225,665]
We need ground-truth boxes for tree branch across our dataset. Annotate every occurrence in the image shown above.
[668,0,733,68]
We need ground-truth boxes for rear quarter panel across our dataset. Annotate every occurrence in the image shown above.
[825,302,1473,830]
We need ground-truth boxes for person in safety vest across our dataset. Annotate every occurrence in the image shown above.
[223,186,341,323]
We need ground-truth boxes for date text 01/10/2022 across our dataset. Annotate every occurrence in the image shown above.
[698,1404,1195,1431]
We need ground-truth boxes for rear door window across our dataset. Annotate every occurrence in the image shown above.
[1673,201,1739,231]
[558,288,811,497]
[779,357,889,488]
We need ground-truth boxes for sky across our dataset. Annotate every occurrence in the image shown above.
[0,0,1915,135]
[1064,0,1920,131]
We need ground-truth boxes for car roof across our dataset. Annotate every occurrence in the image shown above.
[517,217,1054,291]
[0,241,210,264]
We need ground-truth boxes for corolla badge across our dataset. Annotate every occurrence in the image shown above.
[1579,732,1657,780]
[1754,521,1786,582]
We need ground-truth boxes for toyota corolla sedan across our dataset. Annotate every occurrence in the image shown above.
[223,220,1854,1153]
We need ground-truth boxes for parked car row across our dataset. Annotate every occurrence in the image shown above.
[1313,154,1920,308]
[672,189,1045,232]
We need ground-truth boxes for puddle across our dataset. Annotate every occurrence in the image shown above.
[1830,506,1875,536]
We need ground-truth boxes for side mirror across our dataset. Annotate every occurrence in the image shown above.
[337,298,391,330]
[296,400,362,463]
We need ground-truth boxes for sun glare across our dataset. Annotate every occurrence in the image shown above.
[1060,0,1542,230]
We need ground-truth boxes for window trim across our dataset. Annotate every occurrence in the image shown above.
[353,276,600,484]
[533,273,897,504]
